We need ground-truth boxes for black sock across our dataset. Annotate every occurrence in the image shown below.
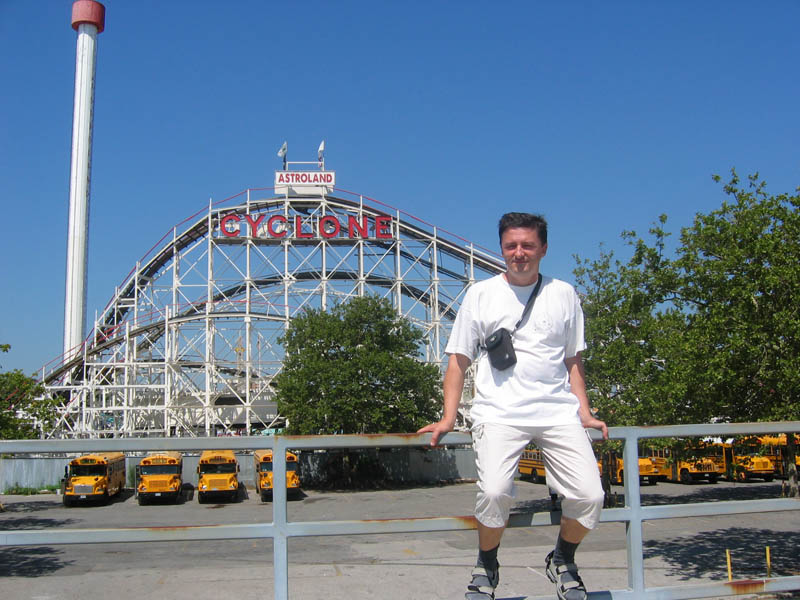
[552,534,579,566]
[477,544,499,572]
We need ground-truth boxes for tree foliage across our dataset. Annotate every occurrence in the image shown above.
[574,217,682,427]
[1,345,58,439]
[574,171,800,427]
[674,172,800,423]
[273,296,442,435]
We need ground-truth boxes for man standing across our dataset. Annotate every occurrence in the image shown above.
[418,212,607,600]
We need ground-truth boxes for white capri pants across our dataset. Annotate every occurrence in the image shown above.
[472,422,604,530]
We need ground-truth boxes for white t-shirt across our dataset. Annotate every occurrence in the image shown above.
[445,274,586,426]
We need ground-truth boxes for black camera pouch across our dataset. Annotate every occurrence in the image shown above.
[485,328,517,370]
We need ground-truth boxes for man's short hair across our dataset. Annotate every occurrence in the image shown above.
[498,212,548,245]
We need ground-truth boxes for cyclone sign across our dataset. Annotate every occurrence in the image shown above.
[218,213,394,240]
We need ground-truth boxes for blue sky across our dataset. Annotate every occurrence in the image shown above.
[1,1,798,376]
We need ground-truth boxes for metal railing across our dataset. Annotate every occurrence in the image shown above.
[2,422,800,599]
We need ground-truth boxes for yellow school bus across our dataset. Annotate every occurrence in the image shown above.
[646,447,719,484]
[253,449,301,501]
[62,452,126,506]
[759,434,800,478]
[708,440,776,482]
[598,454,659,486]
[136,451,183,505]
[519,444,659,486]
[197,450,240,503]
[518,445,547,483]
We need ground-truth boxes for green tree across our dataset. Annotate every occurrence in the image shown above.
[1,345,58,439]
[673,171,800,424]
[573,217,684,427]
[273,296,442,435]
[574,171,800,494]
[674,172,800,495]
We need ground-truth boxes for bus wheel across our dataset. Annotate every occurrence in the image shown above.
[709,474,719,484]
[198,492,206,504]
[62,495,72,508]
[763,475,774,482]
[679,469,692,484]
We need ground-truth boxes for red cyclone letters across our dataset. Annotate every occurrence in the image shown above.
[218,213,393,240]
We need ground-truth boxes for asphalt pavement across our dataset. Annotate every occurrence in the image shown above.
[2,479,799,600]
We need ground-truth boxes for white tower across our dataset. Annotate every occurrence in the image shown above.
[63,0,105,361]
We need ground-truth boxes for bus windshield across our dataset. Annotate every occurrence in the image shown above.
[734,445,763,457]
[199,463,236,474]
[140,465,180,475]
[70,465,106,477]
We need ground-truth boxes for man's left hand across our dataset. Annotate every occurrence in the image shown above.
[580,413,608,440]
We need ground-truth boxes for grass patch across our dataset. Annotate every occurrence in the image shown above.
[3,483,60,495]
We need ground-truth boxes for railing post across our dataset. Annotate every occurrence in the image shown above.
[623,429,645,595]
[273,436,289,600]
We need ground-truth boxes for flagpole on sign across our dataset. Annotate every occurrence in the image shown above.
[318,140,325,170]
[277,141,288,170]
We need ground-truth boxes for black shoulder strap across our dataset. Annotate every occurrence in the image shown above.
[512,273,543,334]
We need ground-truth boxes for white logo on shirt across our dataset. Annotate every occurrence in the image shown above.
[534,315,553,332]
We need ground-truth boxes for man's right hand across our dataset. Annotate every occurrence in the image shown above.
[416,420,454,447]
[418,353,469,447]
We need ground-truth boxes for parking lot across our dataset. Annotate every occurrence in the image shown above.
[2,478,799,599]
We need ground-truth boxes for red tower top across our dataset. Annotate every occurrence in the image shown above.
[71,0,105,34]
